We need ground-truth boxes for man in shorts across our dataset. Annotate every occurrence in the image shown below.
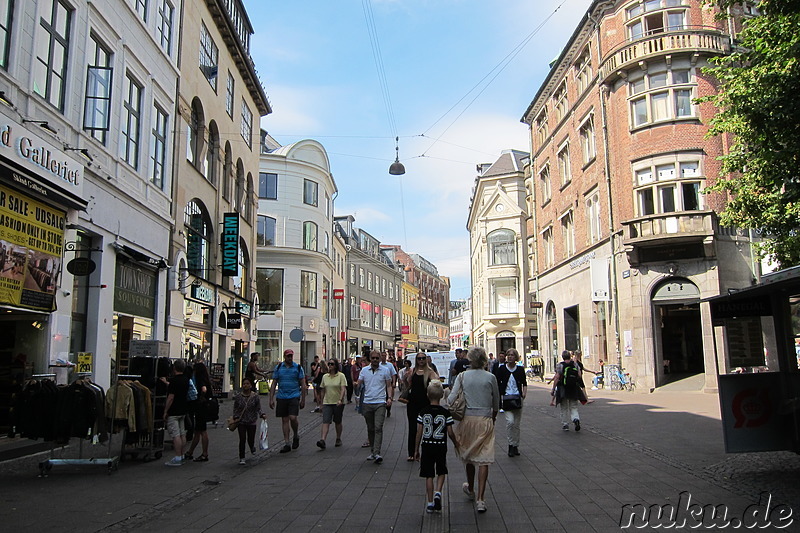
[269,349,307,453]
[163,359,190,466]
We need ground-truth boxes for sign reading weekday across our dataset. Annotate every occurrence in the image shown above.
[221,212,239,277]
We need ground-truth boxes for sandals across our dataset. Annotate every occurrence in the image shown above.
[193,455,209,462]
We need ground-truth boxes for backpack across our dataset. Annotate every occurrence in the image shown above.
[561,362,580,388]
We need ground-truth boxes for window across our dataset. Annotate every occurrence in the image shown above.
[240,99,252,147]
[323,232,329,255]
[350,296,358,321]
[490,278,518,314]
[303,221,318,251]
[150,104,168,188]
[322,278,330,321]
[539,163,551,204]
[557,143,571,187]
[84,35,113,144]
[257,268,283,313]
[381,278,386,297]
[542,226,554,268]
[233,241,249,297]
[579,115,596,164]
[383,308,392,332]
[359,268,364,288]
[226,71,234,117]
[373,305,380,330]
[33,0,72,111]
[199,22,218,90]
[185,200,211,278]
[135,0,148,21]
[0,0,13,69]
[585,191,602,244]
[258,172,277,199]
[388,282,394,299]
[156,0,173,54]
[488,229,516,266]
[205,122,219,184]
[553,82,568,121]
[120,73,142,169]
[244,175,253,218]
[360,300,372,327]
[222,144,232,200]
[574,48,592,94]
[257,215,275,246]
[561,210,575,258]
[304,179,318,206]
[626,1,686,40]
[535,109,549,147]
[300,271,317,308]
[349,264,355,284]
[634,158,703,216]
[629,66,695,127]
[368,271,373,291]
[187,101,204,167]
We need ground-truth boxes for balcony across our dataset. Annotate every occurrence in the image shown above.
[599,28,730,83]
[621,210,716,265]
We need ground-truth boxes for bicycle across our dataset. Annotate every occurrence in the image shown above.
[611,368,636,392]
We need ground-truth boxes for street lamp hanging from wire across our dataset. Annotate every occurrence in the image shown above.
[389,136,405,175]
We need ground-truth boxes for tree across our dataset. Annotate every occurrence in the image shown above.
[701,1,800,267]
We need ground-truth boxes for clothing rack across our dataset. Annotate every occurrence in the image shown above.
[116,360,166,462]
[38,374,126,477]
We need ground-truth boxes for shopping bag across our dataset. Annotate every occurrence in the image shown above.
[258,418,269,450]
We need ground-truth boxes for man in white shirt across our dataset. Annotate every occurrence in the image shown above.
[357,350,394,464]
[379,350,398,417]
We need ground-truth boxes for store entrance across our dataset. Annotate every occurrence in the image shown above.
[652,278,703,387]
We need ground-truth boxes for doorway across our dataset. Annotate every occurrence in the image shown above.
[497,331,516,354]
[652,278,703,386]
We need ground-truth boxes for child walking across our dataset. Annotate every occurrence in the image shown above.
[414,380,459,513]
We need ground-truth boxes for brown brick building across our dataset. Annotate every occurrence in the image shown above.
[521,0,761,392]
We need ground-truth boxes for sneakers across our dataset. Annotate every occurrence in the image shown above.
[279,444,291,453]
[292,436,300,449]
[562,423,570,431]
[433,492,442,511]
[574,418,581,432]
[366,453,376,461]
[476,500,487,513]
[316,439,326,450]
[462,482,475,500]
[426,502,436,514]
[238,458,246,465]
[591,386,599,390]
[373,455,383,464]
[165,456,183,467]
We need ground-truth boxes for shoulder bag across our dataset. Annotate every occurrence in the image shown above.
[449,373,467,421]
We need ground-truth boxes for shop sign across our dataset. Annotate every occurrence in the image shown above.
[0,183,65,311]
[67,256,96,276]
[76,352,93,373]
[235,301,251,316]
[221,212,239,277]
[114,261,156,319]
[0,122,84,198]
[333,288,344,299]
[190,284,214,304]
[226,313,242,329]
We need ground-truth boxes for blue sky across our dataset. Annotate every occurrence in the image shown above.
[243,0,588,299]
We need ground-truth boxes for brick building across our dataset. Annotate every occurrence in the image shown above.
[521,0,760,392]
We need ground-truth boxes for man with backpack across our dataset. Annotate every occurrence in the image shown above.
[269,349,307,453]
[551,350,583,431]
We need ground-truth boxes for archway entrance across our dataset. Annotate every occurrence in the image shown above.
[652,278,704,387]
[496,330,516,354]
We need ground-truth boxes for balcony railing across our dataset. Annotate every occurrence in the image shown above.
[622,210,715,244]
[599,28,730,82]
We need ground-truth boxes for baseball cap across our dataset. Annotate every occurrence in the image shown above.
[283,349,294,356]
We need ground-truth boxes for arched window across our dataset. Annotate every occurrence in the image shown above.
[222,142,232,200]
[184,199,212,278]
[233,239,249,297]
[546,301,558,361]
[303,221,318,251]
[187,99,206,170]
[205,121,219,185]
[235,159,244,213]
[488,229,516,265]
[245,173,254,219]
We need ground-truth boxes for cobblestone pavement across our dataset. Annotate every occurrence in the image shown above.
[0,385,797,532]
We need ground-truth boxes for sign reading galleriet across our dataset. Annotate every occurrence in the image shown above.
[221,212,238,277]
[0,183,65,311]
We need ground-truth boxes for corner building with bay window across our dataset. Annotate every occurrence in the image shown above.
[522,0,760,392]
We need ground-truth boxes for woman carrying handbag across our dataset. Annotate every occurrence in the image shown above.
[404,354,440,462]
[492,348,527,457]
[232,377,267,465]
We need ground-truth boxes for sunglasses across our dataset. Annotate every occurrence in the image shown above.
[370,357,380,360]
[327,362,336,366]
[416,357,426,361]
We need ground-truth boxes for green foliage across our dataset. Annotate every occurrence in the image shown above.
[700,2,800,267]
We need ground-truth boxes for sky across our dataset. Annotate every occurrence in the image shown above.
[243,0,589,300]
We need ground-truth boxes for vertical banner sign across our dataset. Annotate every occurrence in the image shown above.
[0,184,65,311]
[221,212,239,277]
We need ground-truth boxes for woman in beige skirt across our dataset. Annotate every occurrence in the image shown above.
[448,346,500,513]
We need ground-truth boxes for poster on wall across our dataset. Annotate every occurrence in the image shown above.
[0,183,65,311]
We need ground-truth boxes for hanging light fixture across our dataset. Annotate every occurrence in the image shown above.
[389,136,405,175]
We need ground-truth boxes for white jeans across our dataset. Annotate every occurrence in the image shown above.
[504,408,522,446]
[559,399,580,425]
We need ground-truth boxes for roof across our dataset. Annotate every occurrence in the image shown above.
[478,149,529,178]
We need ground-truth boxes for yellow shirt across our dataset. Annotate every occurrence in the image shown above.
[321,372,347,405]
